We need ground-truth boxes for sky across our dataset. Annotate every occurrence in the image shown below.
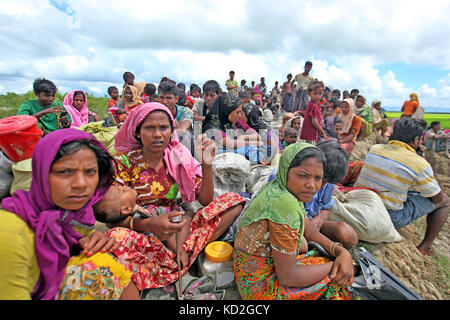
[1,0,450,112]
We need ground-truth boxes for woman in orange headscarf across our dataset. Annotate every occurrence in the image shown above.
[401,93,419,118]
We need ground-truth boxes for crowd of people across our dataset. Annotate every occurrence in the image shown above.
[0,64,448,300]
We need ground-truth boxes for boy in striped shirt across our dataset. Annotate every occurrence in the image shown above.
[355,118,449,257]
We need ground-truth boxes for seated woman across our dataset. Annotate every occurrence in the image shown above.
[338,98,363,154]
[0,129,138,300]
[63,90,99,128]
[108,102,246,290]
[242,103,280,162]
[234,143,354,300]
[285,115,303,141]
[424,121,450,158]
[354,95,372,140]
[17,78,71,135]
[202,93,269,164]
[109,85,143,117]
[371,99,390,139]
[401,93,419,118]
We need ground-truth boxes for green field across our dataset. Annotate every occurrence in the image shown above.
[385,112,450,129]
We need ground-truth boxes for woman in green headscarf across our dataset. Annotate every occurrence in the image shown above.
[354,94,373,138]
[233,142,354,300]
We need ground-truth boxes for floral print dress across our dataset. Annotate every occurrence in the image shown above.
[108,149,246,290]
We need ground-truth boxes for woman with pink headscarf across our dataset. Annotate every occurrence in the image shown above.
[106,102,246,290]
[63,90,99,128]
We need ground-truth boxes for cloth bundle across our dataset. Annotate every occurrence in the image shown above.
[328,189,402,243]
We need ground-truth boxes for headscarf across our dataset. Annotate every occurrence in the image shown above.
[114,102,202,203]
[354,95,371,115]
[285,115,303,137]
[63,90,89,128]
[1,129,110,300]
[371,99,381,108]
[237,143,318,248]
[202,93,243,133]
[371,99,383,124]
[242,103,268,131]
[280,112,295,133]
[340,98,356,134]
[410,93,419,102]
[122,85,143,111]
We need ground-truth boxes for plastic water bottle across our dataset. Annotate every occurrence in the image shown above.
[198,241,234,288]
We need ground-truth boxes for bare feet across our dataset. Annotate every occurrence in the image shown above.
[417,244,438,258]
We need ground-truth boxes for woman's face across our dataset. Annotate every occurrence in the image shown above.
[228,105,243,124]
[49,147,99,211]
[72,93,85,111]
[138,111,172,154]
[123,87,133,102]
[204,91,219,109]
[286,157,323,203]
[355,96,365,108]
[341,101,350,115]
[292,118,301,130]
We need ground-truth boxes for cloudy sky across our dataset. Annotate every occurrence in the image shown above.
[1,0,450,111]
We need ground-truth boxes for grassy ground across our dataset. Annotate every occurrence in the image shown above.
[385,111,450,129]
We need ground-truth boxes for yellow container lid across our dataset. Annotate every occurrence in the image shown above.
[205,241,233,262]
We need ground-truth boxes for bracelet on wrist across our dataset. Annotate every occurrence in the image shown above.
[129,217,134,231]
[330,242,343,257]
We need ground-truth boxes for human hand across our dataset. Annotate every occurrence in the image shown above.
[330,248,354,286]
[79,231,120,257]
[179,248,190,270]
[46,105,63,115]
[59,112,71,127]
[195,133,217,166]
[141,211,186,241]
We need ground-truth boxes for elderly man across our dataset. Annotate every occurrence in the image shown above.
[354,118,449,257]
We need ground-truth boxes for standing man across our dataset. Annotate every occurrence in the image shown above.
[292,61,315,113]
[226,71,239,96]
[270,81,281,104]
[281,73,293,112]
[354,118,449,257]
[256,77,267,96]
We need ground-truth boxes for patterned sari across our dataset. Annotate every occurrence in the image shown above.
[109,149,246,290]
[233,142,352,300]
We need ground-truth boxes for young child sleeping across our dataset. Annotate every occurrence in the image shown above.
[93,184,194,269]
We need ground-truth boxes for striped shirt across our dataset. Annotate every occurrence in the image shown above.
[354,140,441,210]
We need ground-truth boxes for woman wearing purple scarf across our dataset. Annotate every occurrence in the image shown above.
[0,129,138,300]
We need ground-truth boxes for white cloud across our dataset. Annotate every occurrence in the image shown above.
[0,0,450,111]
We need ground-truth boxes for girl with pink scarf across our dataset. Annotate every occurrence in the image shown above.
[63,90,98,128]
